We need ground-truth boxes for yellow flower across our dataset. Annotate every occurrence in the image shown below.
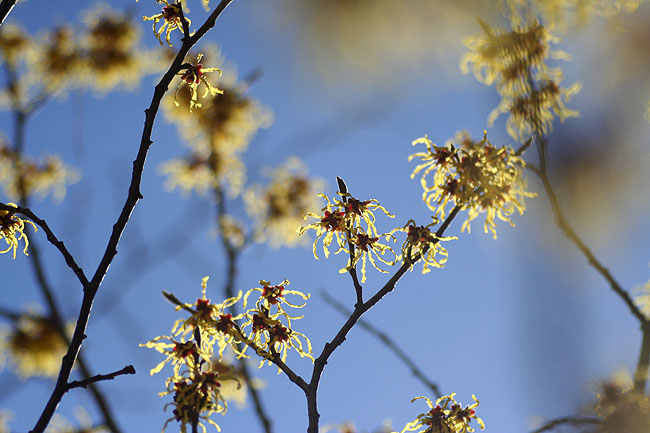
[143,0,191,46]
[1,316,67,378]
[410,132,535,239]
[0,203,37,259]
[339,230,397,283]
[245,157,324,248]
[399,394,484,433]
[461,20,580,141]
[240,279,313,369]
[593,373,650,433]
[28,26,82,94]
[82,4,145,92]
[398,219,455,274]
[175,52,223,112]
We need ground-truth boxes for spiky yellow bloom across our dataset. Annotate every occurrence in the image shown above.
[0,203,37,259]
[143,0,191,46]
[399,394,484,433]
[175,53,223,112]
[245,157,324,248]
[461,20,580,141]
[397,219,455,275]
[28,26,82,93]
[300,193,395,259]
[1,316,66,378]
[339,230,397,283]
[410,132,535,239]
[241,279,313,370]
[161,371,239,433]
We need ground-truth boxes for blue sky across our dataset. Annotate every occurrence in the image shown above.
[1,1,650,432]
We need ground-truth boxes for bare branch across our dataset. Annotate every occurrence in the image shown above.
[67,366,136,390]
[0,0,17,28]
[530,416,600,433]
[321,291,441,397]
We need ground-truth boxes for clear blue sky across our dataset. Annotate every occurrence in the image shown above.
[1,1,650,432]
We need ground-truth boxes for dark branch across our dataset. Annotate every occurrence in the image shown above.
[321,291,441,397]
[67,365,135,390]
[530,416,600,433]
[0,0,17,27]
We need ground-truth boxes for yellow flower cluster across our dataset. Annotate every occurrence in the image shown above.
[142,277,313,431]
[245,157,324,248]
[398,219,455,275]
[398,394,484,433]
[161,47,272,199]
[461,20,580,141]
[410,131,535,239]
[0,142,79,201]
[0,203,37,259]
[0,316,66,378]
[0,4,150,100]
[594,376,650,433]
[299,193,398,283]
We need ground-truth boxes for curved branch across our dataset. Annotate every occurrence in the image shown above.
[0,0,17,27]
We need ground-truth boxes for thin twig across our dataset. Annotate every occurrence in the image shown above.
[30,2,234,431]
[0,0,17,28]
[530,416,600,433]
[0,203,90,288]
[67,366,135,390]
[321,291,441,397]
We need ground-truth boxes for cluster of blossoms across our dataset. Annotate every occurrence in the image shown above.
[160,47,272,200]
[0,203,36,259]
[0,316,67,378]
[0,5,150,101]
[460,20,580,141]
[410,131,535,239]
[0,142,79,201]
[245,157,324,248]
[299,192,399,283]
[398,394,484,433]
[142,277,312,431]
[593,376,650,433]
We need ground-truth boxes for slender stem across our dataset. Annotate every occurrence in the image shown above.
[530,416,600,433]
[30,3,234,431]
[304,205,461,433]
[524,68,650,390]
[67,365,135,390]
[0,0,17,27]
[336,177,363,305]
[321,292,441,397]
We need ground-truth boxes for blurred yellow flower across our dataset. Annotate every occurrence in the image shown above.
[245,157,324,248]
[1,316,66,378]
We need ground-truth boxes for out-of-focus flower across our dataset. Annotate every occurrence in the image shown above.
[82,4,145,92]
[0,410,11,433]
[0,23,31,68]
[209,360,248,409]
[593,371,650,433]
[0,143,80,201]
[0,315,66,378]
[410,132,535,238]
[28,25,83,94]
[245,157,324,248]
[175,52,223,112]
[398,394,484,433]
[159,149,245,198]
[143,0,191,46]
[461,20,580,141]
[0,203,37,259]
